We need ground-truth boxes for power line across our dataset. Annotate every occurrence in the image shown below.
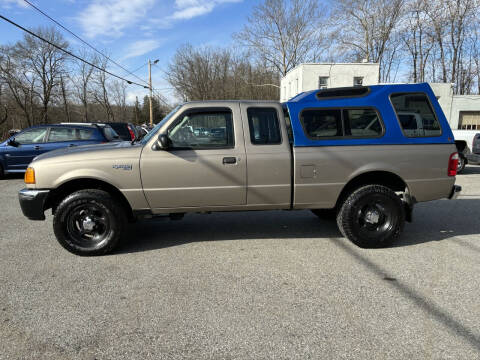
[0,14,149,89]
[21,0,150,86]
[129,62,148,75]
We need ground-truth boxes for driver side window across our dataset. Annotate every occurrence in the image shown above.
[14,127,48,144]
[168,109,234,149]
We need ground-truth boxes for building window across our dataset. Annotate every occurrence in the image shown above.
[459,111,480,130]
[354,77,364,87]
[318,77,328,89]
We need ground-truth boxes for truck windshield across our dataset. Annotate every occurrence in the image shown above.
[141,105,182,145]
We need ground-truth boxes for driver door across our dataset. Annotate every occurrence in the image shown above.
[140,105,247,211]
[5,126,48,170]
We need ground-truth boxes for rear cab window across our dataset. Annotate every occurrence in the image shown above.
[299,108,383,139]
[390,93,442,137]
[247,108,281,145]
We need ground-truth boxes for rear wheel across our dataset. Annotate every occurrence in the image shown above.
[336,185,405,248]
[53,189,126,256]
[457,154,466,173]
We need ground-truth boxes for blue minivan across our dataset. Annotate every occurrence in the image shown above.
[0,124,119,178]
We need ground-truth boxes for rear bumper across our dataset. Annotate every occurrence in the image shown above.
[18,188,49,220]
[448,185,462,200]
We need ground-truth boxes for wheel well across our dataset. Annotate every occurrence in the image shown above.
[335,171,408,208]
[45,178,135,221]
[455,140,467,153]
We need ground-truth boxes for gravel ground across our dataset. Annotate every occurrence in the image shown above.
[1,168,480,359]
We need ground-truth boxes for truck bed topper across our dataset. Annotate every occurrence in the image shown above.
[284,83,455,147]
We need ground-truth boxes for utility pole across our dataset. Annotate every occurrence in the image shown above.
[148,59,160,127]
[148,60,153,127]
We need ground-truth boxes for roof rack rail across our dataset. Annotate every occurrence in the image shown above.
[316,86,370,100]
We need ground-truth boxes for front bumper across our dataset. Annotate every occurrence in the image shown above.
[448,185,462,200]
[18,188,50,220]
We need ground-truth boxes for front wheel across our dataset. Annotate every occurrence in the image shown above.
[336,185,405,248]
[53,189,126,256]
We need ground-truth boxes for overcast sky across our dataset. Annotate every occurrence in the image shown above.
[0,0,253,103]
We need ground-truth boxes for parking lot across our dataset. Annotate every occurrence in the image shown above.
[0,169,480,359]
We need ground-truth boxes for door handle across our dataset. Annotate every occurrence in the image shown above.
[68,144,76,147]
[34,145,41,150]
[222,157,237,164]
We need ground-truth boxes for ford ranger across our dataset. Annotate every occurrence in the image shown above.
[18,83,461,255]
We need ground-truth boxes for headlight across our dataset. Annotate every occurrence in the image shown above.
[24,167,36,184]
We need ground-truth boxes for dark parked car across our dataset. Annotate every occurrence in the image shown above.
[0,123,119,178]
[135,125,149,140]
[105,122,138,141]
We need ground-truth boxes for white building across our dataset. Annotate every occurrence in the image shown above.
[281,63,480,131]
[429,83,480,130]
[280,63,380,102]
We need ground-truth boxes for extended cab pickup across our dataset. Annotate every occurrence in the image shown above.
[18,83,461,255]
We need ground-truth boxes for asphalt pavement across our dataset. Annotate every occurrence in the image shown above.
[1,168,480,359]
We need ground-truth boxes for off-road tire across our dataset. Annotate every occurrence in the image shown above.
[457,154,466,173]
[336,185,405,248]
[53,189,126,256]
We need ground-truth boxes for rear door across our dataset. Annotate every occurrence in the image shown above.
[43,127,96,152]
[5,126,48,170]
[240,104,292,208]
[140,105,247,210]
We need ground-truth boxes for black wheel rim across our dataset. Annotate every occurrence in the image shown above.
[66,203,111,249]
[353,194,398,241]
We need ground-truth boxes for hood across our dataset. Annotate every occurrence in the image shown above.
[33,141,143,163]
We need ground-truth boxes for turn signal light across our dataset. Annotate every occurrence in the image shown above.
[24,167,36,184]
[448,152,459,177]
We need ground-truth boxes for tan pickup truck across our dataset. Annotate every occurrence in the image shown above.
[19,84,461,255]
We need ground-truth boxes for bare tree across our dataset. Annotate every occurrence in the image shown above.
[401,0,434,82]
[0,46,38,126]
[331,0,404,81]
[234,0,325,76]
[0,84,7,127]
[425,0,478,91]
[93,57,114,121]
[59,75,71,122]
[71,50,96,122]
[111,80,128,122]
[14,27,68,122]
[167,45,279,101]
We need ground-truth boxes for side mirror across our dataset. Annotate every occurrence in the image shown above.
[155,133,170,150]
[7,138,19,147]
